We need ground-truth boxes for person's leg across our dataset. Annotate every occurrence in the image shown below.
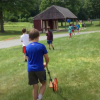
[38,81,46,100]
[78,29,79,34]
[48,44,51,50]
[23,46,27,62]
[69,33,71,38]
[69,34,70,38]
[47,40,51,50]
[70,33,72,38]
[77,29,79,34]
[37,71,46,100]
[24,53,27,62]
[51,43,54,50]
[39,81,46,95]
[32,84,38,100]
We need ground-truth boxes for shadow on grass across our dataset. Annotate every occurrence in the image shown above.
[95,24,100,26]
[85,23,93,27]
[0,30,22,36]
[53,49,62,51]
[0,92,4,95]
[56,87,68,100]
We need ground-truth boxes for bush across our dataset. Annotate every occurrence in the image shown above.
[18,18,28,22]
[21,18,28,22]
[28,17,33,23]
[10,16,18,22]
[18,19,22,22]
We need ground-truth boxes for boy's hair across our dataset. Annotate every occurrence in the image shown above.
[29,29,39,40]
[22,28,26,33]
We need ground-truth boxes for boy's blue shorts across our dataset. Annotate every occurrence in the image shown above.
[47,40,52,44]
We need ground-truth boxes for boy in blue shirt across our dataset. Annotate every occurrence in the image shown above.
[26,29,49,100]
[76,24,80,34]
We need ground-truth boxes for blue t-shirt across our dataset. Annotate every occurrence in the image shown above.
[76,24,79,29]
[26,42,48,72]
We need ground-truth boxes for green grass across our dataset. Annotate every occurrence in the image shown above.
[0,32,100,100]
[0,21,100,41]
[0,22,33,41]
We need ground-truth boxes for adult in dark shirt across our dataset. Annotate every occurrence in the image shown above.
[46,26,54,50]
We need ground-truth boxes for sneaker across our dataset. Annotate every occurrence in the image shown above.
[23,60,27,63]
[53,47,54,50]
[49,48,51,50]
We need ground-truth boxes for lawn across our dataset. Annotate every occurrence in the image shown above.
[0,21,100,41]
[0,32,100,100]
[0,22,33,41]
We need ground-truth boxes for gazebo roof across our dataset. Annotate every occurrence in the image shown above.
[33,5,77,20]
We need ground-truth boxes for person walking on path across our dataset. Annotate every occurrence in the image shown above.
[20,28,29,62]
[68,24,72,38]
[46,26,54,50]
[76,24,80,34]
[26,29,49,100]
[71,24,75,35]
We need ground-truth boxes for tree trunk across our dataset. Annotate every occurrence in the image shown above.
[65,18,67,30]
[0,8,4,32]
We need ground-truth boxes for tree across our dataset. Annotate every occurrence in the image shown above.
[77,0,88,20]
[83,0,100,19]
[0,0,36,32]
[39,0,81,15]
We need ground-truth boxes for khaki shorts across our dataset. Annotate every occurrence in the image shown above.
[28,70,46,85]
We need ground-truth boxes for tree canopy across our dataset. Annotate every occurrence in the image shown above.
[0,0,37,32]
[0,0,100,32]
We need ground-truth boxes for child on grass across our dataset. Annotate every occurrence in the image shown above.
[20,28,29,62]
[76,24,80,34]
[71,24,75,35]
[26,29,49,100]
[46,26,54,50]
[68,24,72,38]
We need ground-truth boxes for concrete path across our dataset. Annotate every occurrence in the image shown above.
[0,31,100,49]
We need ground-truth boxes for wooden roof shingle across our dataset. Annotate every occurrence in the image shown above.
[33,5,77,20]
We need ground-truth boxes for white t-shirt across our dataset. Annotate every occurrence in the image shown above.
[20,33,29,46]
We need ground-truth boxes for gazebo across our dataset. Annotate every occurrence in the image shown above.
[33,5,77,32]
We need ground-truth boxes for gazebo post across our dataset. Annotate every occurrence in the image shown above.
[73,19,74,25]
[65,18,67,30]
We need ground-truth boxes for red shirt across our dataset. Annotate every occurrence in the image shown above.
[46,30,53,40]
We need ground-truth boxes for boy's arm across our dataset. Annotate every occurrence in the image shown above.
[51,31,53,41]
[46,31,48,36]
[20,36,23,42]
[44,53,49,67]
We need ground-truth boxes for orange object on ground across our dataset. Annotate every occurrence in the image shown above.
[53,78,58,92]
[49,81,53,88]
[46,67,58,92]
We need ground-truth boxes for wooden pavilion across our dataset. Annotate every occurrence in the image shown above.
[33,5,77,32]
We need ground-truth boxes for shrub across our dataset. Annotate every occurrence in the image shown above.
[28,17,33,23]
[10,16,18,22]
[21,18,28,22]
[18,19,22,22]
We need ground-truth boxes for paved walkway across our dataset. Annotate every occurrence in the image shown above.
[0,31,100,49]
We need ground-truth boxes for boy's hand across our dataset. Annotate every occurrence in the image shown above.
[43,62,47,68]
